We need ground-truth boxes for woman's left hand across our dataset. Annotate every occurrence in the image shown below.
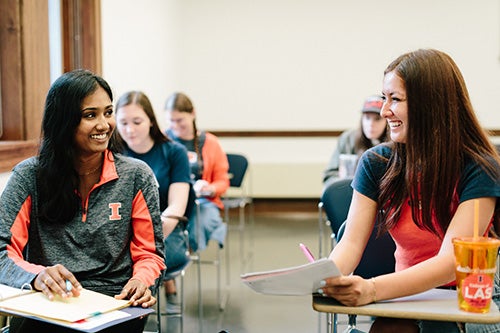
[319,275,375,306]
[115,279,156,308]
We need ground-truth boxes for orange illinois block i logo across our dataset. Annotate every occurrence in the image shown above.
[109,203,122,220]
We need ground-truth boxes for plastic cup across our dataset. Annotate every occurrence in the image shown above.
[452,236,500,313]
[338,154,358,179]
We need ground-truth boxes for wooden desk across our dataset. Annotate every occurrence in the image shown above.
[313,289,500,331]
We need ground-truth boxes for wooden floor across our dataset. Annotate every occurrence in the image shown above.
[144,202,373,333]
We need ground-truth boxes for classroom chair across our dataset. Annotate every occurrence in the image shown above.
[0,316,9,333]
[158,216,193,333]
[317,177,354,332]
[143,216,193,333]
[222,153,253,271]
[318,176,396,332]
[332,221,396,333]
[191,199,229,313]
[318,177,354,258]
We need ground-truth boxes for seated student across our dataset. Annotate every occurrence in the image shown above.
[164,92,229,252]
[0,70,165,333]
[115,91,192,314]
[323,95,388,187]
[318,49,500,333]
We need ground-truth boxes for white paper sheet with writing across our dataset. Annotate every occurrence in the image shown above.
[241,258,341,295]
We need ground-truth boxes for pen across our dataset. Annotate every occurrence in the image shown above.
[299,243,315,263]
[66,280,72,292]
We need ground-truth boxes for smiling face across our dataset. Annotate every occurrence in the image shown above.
[116,103,154,153]
[381,71,408,144]
[74,86,115,157]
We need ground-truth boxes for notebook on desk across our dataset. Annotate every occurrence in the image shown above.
[0,288,130,322]
[0,284,152,332]
[0,283,34,301]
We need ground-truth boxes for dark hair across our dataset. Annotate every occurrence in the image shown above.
[37,69,117,224]
[115,91,169,148]
[164,92,203,173]
[353,114,389,155]
[378,49,500,237]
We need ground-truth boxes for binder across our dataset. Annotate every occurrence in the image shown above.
[0,285,153,332]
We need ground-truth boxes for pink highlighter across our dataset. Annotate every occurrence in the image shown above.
[299,243,315,263]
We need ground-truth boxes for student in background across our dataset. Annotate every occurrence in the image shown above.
[319,49,500,332]
[164,92,229,252]
[0,70,165,332]
[116,91,192,314]
[323,95,388,187]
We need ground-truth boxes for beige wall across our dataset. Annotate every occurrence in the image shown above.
[98,0,500,198]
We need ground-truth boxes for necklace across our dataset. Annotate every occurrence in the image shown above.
[78,164,102,176]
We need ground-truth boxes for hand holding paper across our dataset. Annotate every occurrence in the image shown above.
[0,288,130,323]
[241,258,341,295]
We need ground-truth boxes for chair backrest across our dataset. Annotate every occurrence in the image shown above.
[184,183,197,219]
[226,153,249,188]
[321,177,354,235]
[336,220,396,279]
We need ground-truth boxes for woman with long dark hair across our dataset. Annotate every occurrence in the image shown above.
[0,70,165,332]
[320,49,500,332]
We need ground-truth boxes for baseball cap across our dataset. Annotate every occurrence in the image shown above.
[361,95,383,113]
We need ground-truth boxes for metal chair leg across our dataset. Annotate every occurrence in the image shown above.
[326,313,338,333]
[156,282,162,333]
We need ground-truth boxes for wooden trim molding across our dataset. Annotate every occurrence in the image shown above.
[1,0,25,140]
[488,129,500,136]
[210,129,500,138]
[0,0,102,173]
[0,129,499,173]
[0,0,48,172]
[0,0,49,141]
[61,0,102,74]
[0,140,39,172]
[210,130,344,137]
[22,0,50,140]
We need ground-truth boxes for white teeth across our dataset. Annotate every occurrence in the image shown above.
[389,121,402,128]
[91,133,107,139]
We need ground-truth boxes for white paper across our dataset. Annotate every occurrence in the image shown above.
[0,284,34,301]
[241,258,341,295]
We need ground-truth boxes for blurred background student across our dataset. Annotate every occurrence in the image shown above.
[164,92,229,253]
[116,91,192,314]
[323,95,388,187]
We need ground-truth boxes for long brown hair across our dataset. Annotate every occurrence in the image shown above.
[353,115,389,155]
[378,49,500,237]
[115,91,169,149]
[164,92,203,174]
